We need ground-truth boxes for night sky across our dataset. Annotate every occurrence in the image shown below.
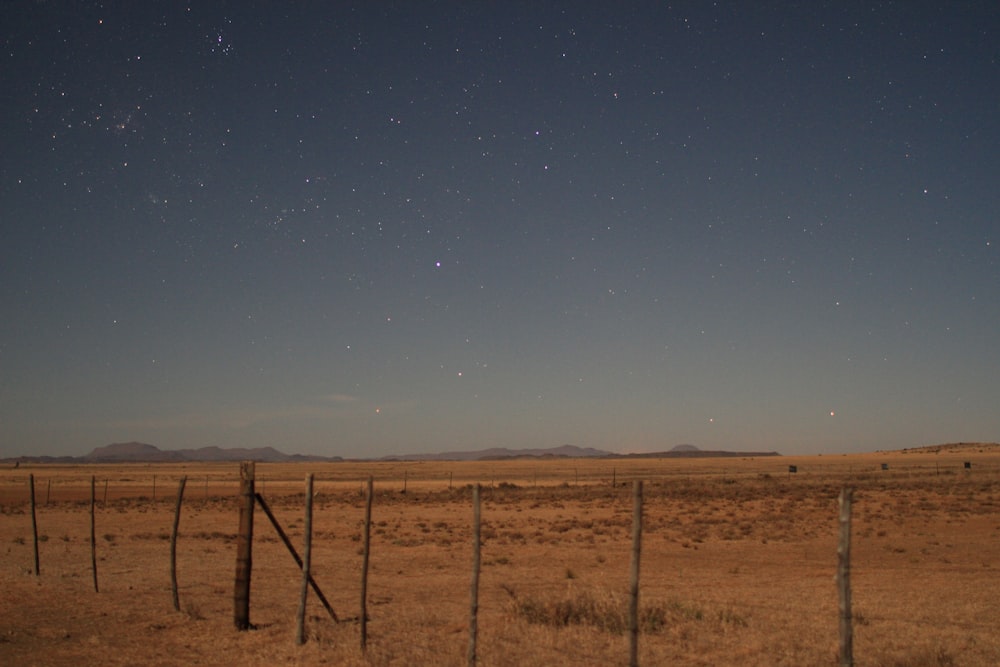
[2,3,998,459]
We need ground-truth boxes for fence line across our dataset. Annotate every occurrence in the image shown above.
[15,461,993,664]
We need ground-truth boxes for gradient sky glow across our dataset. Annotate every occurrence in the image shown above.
[2,3,998,458]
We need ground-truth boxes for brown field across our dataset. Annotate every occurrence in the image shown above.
[2,445,1000,666]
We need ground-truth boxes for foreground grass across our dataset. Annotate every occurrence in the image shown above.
[1,447,999,665]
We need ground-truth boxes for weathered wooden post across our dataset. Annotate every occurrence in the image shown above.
[628,480,643,667]
[171,476,187,611]
[837,487,854,667]
[45,479,51,505]
[90,475,99,593]
[29,474,39,576]
[467,484,481,667]
[361,476,374,651]
[296,473,314,645]
[234,461,255,630]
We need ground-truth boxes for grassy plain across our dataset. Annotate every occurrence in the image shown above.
[2,445,1000,666]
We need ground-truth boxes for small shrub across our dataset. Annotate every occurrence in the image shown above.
[184,601,204,620]
[506,587,674,634]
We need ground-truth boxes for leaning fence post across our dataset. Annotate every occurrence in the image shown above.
[296,473,314,645]
[90,475,99,593]
[170,476,187,611]
[30,474,40,576]
[837,487,854,667]
[255,493,339,622]
[234,461,255,630]
[628,480,643,667]
[361,475,374,651]
[467,484,481,667]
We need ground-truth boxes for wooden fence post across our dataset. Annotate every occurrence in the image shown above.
[45,479,51,505]
[837,487,854,667]
[361,476,374,651]
[296,474,314,645]
[171,476,187,611]
[90,475,99,593]
[628,480,643,667]
[467,484,481,667]
[234,461,255,630]
[30,474,40,576]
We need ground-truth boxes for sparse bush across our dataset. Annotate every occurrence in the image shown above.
[505,587,676,634]
[184,601,204,620]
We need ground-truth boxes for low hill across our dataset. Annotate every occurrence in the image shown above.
[616,449,781,459]
[379,444,612,461]
[80,442,340,463]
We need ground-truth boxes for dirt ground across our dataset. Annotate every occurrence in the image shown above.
[2,445,999,666]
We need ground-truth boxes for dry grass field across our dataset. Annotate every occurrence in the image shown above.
[2,445,1000,666]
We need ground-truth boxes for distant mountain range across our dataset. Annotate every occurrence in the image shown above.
[378,444,613,461]
[4,441,780,464]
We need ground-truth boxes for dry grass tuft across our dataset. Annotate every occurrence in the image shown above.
[503,584,688,634]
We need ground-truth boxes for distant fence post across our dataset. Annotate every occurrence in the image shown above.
[837,487,853,667]
[467,484,481,667]
[90,475,99,593]
[171,476,187,611]
[628,480,643,667]
[234,461,255,630]
[361,476,374,651]
[296,473,314,645]
[30,474,40,576]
